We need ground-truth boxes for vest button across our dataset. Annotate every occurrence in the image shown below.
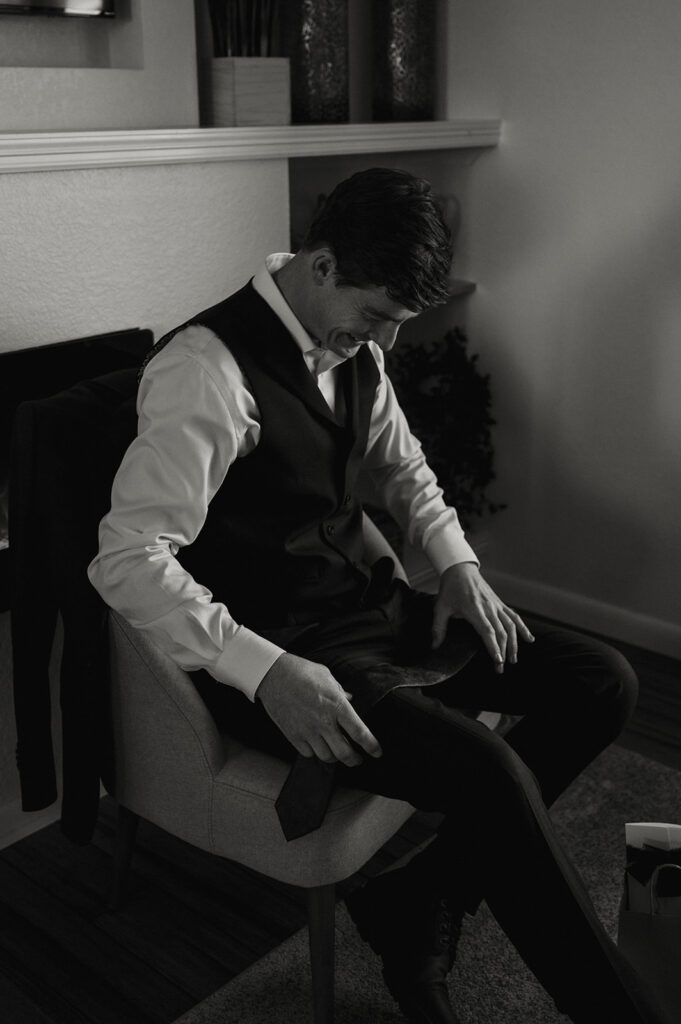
[343,493,351,505]
[325,523,335,536]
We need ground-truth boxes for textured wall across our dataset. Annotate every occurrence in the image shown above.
[447,0,681,656]
[0,0,198,131]
[0,158,289,351]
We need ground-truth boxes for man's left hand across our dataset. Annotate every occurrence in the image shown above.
[432,562,534,672]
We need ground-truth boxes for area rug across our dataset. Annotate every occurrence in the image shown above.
[172,744,681,1024]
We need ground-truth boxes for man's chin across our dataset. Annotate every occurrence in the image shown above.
[328,336,362,359]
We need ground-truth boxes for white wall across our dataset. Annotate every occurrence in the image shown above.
[447,0,681,657]
[0,159,289,352]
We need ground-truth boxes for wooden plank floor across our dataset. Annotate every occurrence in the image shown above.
[0,795,437,1024]
[616,642,681,773]
[0,634,678,1024]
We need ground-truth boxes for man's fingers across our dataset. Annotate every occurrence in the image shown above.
[492,612,509,666]
[307,734,339,764]
[324,730,364,768]
[258,655,383,764]
[291,724,362,767]
[431,603,448,649]
[472,610,505,670]
[336,701,383,758]
[508,608,535,644]
[499,609,519,664]
[432,565,535,673]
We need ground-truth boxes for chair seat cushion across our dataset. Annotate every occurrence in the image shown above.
[210,738,414,887]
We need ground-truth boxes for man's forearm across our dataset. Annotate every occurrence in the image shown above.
[88,541,285,699]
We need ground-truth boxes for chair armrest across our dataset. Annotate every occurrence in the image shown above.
[108,610,229,841]
[109,609,223,746]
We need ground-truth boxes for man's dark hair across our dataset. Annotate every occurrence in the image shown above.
[302,167,452,313]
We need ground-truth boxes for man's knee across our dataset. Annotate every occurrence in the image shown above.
[534,623,638,719]
[363,688,542,808]
[586,639,639,719]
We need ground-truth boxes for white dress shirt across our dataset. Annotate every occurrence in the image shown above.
[88,254,479,700]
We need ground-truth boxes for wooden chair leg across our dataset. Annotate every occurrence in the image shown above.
[307,883,336,1024]
[108,803,140,911]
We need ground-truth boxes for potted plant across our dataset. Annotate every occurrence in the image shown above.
[364,326,504,560]
[206,0,290,126]
[386,326,504,531]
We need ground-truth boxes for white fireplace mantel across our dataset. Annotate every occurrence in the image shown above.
[0,120,501,174]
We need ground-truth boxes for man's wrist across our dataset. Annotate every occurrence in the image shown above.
[213,632,286,702]
[254,650,289,703]
[424,530,479,576]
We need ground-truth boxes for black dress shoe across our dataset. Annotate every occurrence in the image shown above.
[345,866,464,1024]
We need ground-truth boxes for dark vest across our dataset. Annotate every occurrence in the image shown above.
[165,282,380,629]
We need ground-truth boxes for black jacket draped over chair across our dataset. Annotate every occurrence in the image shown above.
[9,368,139,843]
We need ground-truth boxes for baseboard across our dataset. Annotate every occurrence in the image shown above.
[484,570,681,660]
[0,783,109,851]
[0,798,61,851]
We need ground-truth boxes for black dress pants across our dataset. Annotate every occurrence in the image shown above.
[193,588,670,1024]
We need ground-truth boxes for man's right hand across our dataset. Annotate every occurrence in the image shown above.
[255,652,383,767]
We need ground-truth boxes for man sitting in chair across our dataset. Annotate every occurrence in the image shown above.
[89,168,669,1024]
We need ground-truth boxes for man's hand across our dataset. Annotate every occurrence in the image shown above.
[432,562,534,673]
[255,652,383,766]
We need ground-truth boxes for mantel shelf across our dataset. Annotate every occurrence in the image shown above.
[0,120,501,174]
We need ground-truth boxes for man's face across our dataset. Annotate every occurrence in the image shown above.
[311,260,418,360]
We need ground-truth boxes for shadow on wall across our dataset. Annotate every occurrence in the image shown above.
[529,195,681,625]
[459,149,582,567]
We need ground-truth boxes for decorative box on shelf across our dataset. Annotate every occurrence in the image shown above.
[209,57,291,127]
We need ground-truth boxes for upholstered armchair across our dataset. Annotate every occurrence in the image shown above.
[107,515,417,1024]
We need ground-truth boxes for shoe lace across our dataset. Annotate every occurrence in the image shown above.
[436,898,453,949]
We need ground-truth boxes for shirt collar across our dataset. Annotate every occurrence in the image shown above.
[252,253,346,377]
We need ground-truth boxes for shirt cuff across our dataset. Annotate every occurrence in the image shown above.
[424,531,480,577]
[209,626,285,701]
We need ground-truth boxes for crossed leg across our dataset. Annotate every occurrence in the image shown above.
[337,622,667,1023]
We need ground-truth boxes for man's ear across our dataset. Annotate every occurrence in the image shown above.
[310,248,337,286]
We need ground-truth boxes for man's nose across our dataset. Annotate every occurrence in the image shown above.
[374,322,400,351]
